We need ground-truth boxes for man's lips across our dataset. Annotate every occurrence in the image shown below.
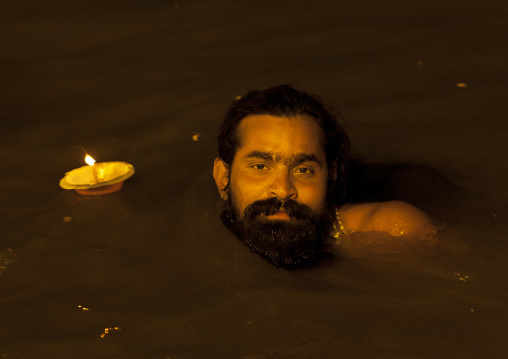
[267,213,291,220]
[266,208,291,221]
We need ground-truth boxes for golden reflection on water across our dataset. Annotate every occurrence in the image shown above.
[74,305,122,338]
[100,327,121,339]
[454,272,470,282]
[0,248,16,274]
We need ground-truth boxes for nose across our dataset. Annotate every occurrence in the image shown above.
[268,169,297,200]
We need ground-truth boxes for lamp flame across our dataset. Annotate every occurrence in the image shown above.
[85,155,96,166]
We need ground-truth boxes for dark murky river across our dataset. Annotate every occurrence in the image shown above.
[1,0,507,358]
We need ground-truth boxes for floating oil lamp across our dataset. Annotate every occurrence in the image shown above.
[60,154,135,195]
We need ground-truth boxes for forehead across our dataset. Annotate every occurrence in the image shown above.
[235,114,326,159]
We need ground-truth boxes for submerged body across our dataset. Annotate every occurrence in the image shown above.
[214,114,436,259]
[214,85,437,267]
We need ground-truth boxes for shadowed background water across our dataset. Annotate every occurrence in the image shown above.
[1,0,507,358]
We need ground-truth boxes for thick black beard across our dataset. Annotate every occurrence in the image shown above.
[221,197,334,269]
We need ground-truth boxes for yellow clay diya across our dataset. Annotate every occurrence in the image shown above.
[60,155,135,195]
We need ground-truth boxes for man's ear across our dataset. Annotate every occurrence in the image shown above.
[213,158,230,200]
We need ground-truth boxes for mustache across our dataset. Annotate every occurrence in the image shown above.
[243,197,318,222]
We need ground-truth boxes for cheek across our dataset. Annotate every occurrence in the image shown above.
[299,180,328,209]
[229,164,266,203]
[229,171,254,216]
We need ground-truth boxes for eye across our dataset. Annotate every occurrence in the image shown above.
[251,164,268,170]
[294,167,315,175]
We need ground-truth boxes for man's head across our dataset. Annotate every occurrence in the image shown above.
[213,85,350,268]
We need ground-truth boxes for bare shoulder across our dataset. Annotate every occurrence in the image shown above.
[339,200,437,240]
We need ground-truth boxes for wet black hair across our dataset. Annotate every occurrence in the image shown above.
[217,84,350,203]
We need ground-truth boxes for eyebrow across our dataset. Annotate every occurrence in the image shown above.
[246,151,322,166]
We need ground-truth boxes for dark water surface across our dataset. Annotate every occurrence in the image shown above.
[1,0,507,358]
